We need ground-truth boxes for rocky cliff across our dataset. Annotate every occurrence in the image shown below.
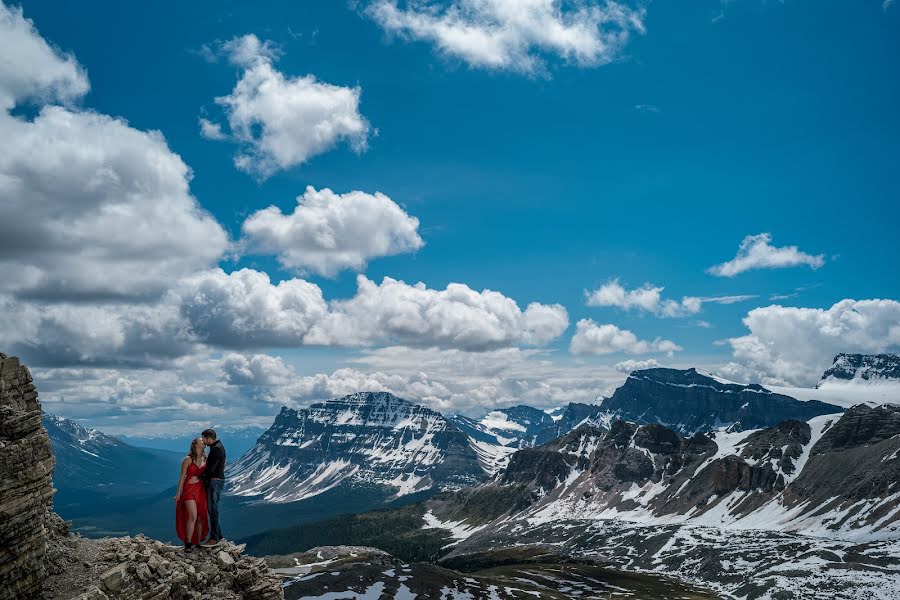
[0,352,56,600]
[598,367,843,434]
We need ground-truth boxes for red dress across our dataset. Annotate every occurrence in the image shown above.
[176,461,209,544]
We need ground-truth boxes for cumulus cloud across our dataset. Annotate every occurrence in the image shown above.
[614,358,660,373]
[242,186,424,276]
[569,319,681,356]
[307,275,569,350]
[720,299,900,386]
[204,34,371,177]
[0,2,88,109]
[176,268,329,349]
[708,233,826,277]
[366,0,645,74]
[0,3,228,302]
[585,279,755,317]
[0,294,193,368]
[219,353,295,386]
[173,270,567,352]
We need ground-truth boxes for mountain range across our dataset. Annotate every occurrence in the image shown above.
[239,354,900,599]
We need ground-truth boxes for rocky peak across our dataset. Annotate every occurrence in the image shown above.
[599,367,843,435]
[229,391,485,503]
[818,353,900,386]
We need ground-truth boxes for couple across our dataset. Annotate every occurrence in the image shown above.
[174,428,227,550]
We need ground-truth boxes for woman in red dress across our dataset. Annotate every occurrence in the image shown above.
[174,438,209,549]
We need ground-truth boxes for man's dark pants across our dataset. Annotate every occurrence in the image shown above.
[207,479,224,541]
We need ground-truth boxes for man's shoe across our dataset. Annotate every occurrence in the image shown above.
[200,539,220,548]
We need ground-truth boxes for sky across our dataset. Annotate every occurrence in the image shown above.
[1,0,898,436]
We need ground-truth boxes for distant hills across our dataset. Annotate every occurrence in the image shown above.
[43,413,184,524]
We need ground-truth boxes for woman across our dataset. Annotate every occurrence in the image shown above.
[174,437,209,550]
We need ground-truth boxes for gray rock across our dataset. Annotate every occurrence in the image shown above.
[99,564,129,592]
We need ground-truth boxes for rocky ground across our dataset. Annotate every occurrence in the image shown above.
[42,513,283,600]
[445,518,900,600]
[264,545,722,599]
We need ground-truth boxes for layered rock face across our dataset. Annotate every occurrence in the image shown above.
[229,392,485,503]
[0,352,56,600]
[818,353,900,385]
[599,367,843,435]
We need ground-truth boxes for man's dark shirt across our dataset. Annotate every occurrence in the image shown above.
[201,440,226,482]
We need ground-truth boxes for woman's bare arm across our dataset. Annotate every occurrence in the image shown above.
[174,457,190,501]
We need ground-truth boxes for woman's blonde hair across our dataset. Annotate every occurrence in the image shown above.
[188,437,206,463]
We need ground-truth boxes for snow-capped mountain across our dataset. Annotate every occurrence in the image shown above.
[597,367,844,435]
[44,413,183,498]
[425,403,900,540]
[414,405,900,598]
[448,402,605,474]
[228,392,485,504]
[818,353,900,387]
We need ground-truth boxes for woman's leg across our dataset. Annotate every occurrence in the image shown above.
[184,499,198,545]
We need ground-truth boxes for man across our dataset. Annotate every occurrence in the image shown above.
[189,428,226,547]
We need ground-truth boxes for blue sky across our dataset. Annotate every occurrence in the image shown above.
[2,0,899,434]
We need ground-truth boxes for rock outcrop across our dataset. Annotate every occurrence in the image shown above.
[0,352,56,600]
[49,537,283,600]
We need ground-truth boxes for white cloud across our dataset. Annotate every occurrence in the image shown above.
[242,186,424,276]
[0,3,228,302]
[569,319,681,356]
[708,233,825,277]
[721,299,900,386]
[614,358,660,373]
[220,353,295,386]
[174,270,567,352]
[307,275,569,350]
[176,268,329,349]
[585,279,755,318]
[0,107,229,301]
[586,280,700,317]
[199,117,227,140]
[205,34,371,178]
[0,294,193,368]
[366,0,645,74]
[0,2,88,109]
